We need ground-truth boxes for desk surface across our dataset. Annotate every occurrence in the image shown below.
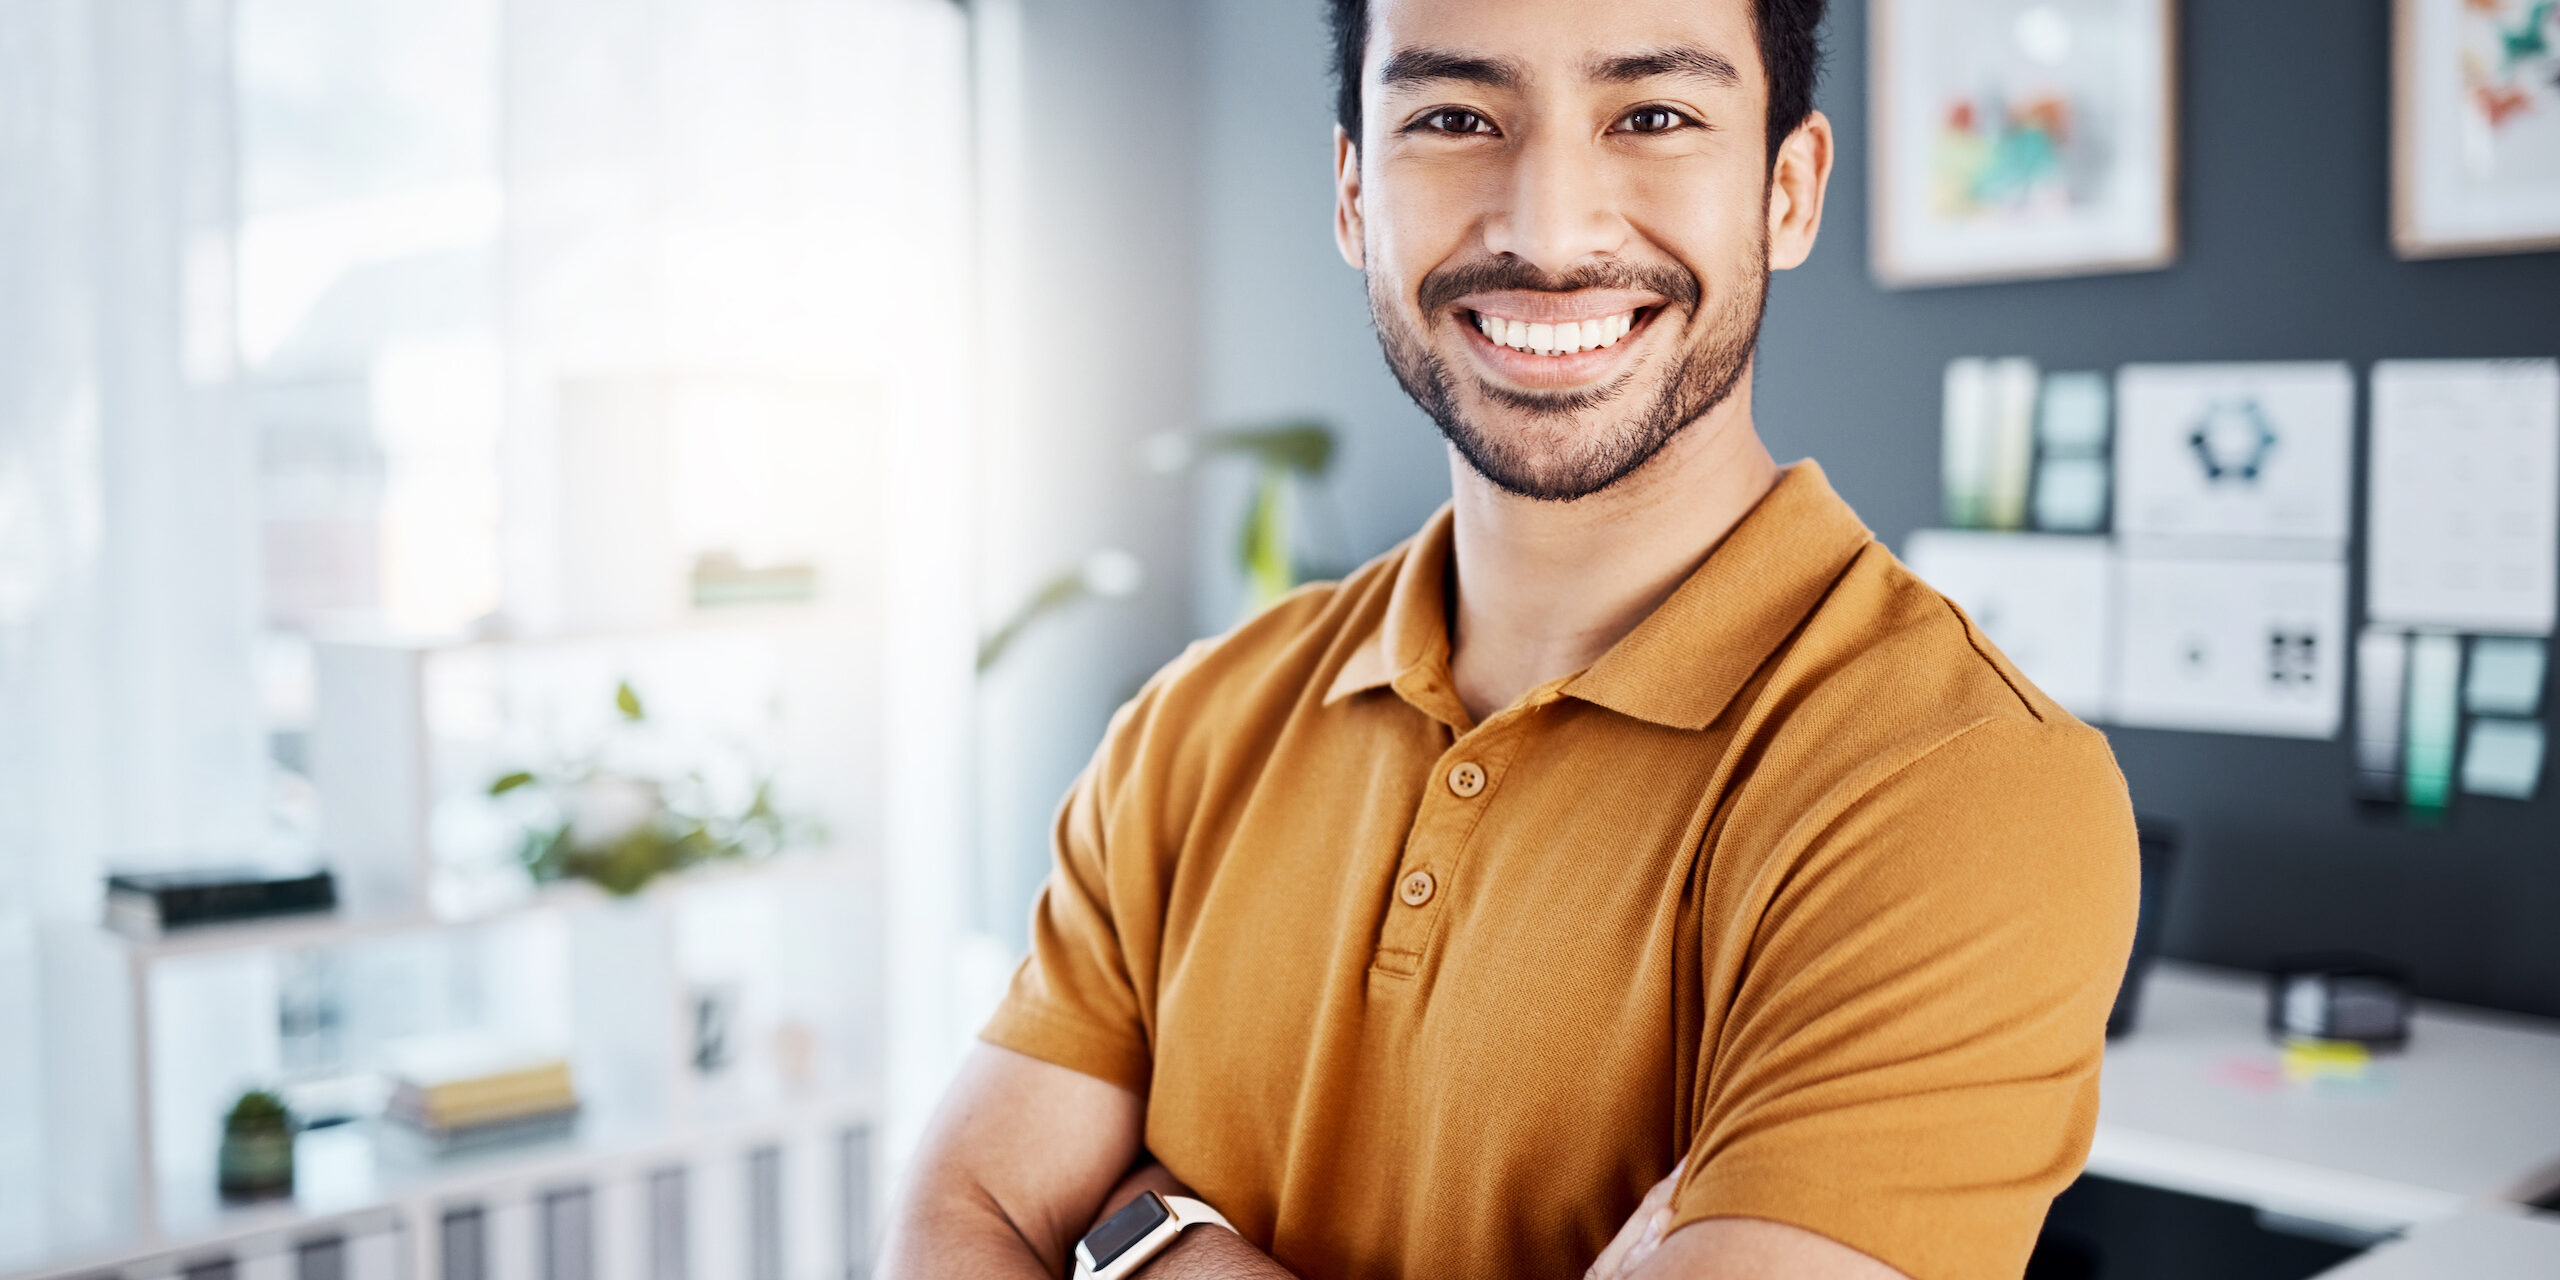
[2313,1207,2560,1279]
[2091,960,2560,1234]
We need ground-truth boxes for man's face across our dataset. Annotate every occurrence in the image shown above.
[1337,0,1810,502]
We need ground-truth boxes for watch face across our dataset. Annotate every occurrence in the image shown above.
[1083,1192,1172,1268]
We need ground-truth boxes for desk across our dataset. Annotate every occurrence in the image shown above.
[2311,1207,2560,1278]
[2091,961,2560,1273]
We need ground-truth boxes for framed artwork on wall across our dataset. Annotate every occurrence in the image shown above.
[1869,0,2179,288]
[2393,0,2560,258]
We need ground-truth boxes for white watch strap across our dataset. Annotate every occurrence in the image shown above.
[1163,1195,1234,1235]
[1071,1193,1236,1280]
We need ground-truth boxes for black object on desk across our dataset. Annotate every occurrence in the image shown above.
[2267,953,2413,1048]
[2106,819,2180,1039]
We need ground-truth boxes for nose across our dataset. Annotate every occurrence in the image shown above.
[1480,123,1626,276]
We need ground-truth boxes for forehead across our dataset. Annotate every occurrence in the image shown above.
[1366,0,1764,91]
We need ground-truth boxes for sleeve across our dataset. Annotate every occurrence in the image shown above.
[977,653,1208,1094]
[1668,716,2140,1280]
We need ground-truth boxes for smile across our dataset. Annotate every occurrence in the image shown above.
[1470,310,1638,357]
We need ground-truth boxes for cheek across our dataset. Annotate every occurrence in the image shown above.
[1617,158,1768,271]
[1370,158,1504,295]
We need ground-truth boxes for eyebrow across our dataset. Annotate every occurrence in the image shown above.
[1588,46,1742,89]
[1378,47,1527,94]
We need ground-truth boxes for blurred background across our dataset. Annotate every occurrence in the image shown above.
[2,1,2556,1278]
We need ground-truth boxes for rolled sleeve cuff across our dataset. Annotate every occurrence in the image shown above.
[978,996,1152,1095]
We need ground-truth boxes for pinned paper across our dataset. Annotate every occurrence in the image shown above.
[2112,557,2346,739]
[2033,371,2112,533]
[2355,629,2410,802]
[2115,363,2355,550]
[2366,361,2560,636]
[1905,531,2114,719]
[2464,636,2547,717]
[2461,719,2546,801]
[1943,358,2039,530]
[2404,633,2462,812]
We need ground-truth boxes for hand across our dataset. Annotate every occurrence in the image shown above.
[1584,1162,1685,1280]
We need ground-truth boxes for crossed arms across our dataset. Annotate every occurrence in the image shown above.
[877,1044,1908,1280]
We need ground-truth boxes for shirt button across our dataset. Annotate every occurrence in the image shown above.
[1397,870,1436,907]
[1447,761,1486,798]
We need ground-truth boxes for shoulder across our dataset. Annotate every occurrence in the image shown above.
[1753,538,2118,787]
[1729,539,2135,897]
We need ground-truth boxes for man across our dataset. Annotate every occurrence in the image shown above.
[883,0,2137,1275]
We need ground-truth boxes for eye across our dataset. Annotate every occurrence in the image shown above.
[1415,108,1496,136]
[1618,106,1692,134]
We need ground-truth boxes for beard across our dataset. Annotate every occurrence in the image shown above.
[1368,245,1769,502]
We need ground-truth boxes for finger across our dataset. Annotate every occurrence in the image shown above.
[1587,1164,1686,1280]
[1617,1164,1687,1276]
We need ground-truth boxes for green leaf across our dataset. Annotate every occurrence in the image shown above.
[489,770,537,797]
[615,681,645,721]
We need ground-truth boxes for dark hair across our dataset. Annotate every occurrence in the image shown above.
[1326,0,1827,165]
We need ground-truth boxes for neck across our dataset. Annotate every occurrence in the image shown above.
[1445,378,1781,724]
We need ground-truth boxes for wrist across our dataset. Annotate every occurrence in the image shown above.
[1150,1220,1262,1274]
[1074,1192,1235,1280]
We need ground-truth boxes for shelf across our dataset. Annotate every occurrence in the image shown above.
[7,1087,878,1280]
[105,850,860,964]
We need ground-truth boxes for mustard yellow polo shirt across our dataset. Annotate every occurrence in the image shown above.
[983,462,2139,1280]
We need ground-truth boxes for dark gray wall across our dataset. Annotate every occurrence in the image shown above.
[1194,0,2560,1017]
[1765,1,2560,1018]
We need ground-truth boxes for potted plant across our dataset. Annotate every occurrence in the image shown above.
[489,681,813,898]
[218,1089,295,1200]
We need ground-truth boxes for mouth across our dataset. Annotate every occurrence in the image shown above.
[1471,309,1641,356]
[1453,293,1664,390]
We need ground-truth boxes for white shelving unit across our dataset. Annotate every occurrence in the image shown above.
[10,852,883,1280]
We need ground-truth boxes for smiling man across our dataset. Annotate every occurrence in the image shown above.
[880,1,2138,1278]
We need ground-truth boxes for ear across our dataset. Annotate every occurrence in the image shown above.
[1333,125,1366,271]
[1765,109,1833,271]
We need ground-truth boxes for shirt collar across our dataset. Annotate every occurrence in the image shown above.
[1323,502,1458,714]
[1323,461,1873,732]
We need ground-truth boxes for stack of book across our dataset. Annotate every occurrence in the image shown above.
[103,866,337,940]
[385,1034,581,1155]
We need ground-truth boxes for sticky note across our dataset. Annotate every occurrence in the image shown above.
[2032,456,2111,533]
[2461,718,2546,801]
[1944,359,1991,529]
[2355,629,2408,801]
[2404,632,2462,811]
[2038,371,2111,455]
[2465,636,2547,717]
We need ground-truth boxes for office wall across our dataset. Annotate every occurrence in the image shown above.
[974,0,1203,946]
[1194,0,2560,1017]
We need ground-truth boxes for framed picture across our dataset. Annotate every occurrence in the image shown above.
[1869,0,2179,288]
[2393,0,2560,258]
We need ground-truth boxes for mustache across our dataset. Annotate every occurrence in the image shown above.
[1414,256,1703,318]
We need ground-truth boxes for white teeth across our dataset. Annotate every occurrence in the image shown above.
[1475,310,1639,356]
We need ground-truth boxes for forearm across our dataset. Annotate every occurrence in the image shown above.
[877,1045,1145,1280]
[881,1166,1081,1279]
[1139,1223,1301,1279]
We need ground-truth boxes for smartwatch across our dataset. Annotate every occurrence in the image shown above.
[1072,1190,1234,1280]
